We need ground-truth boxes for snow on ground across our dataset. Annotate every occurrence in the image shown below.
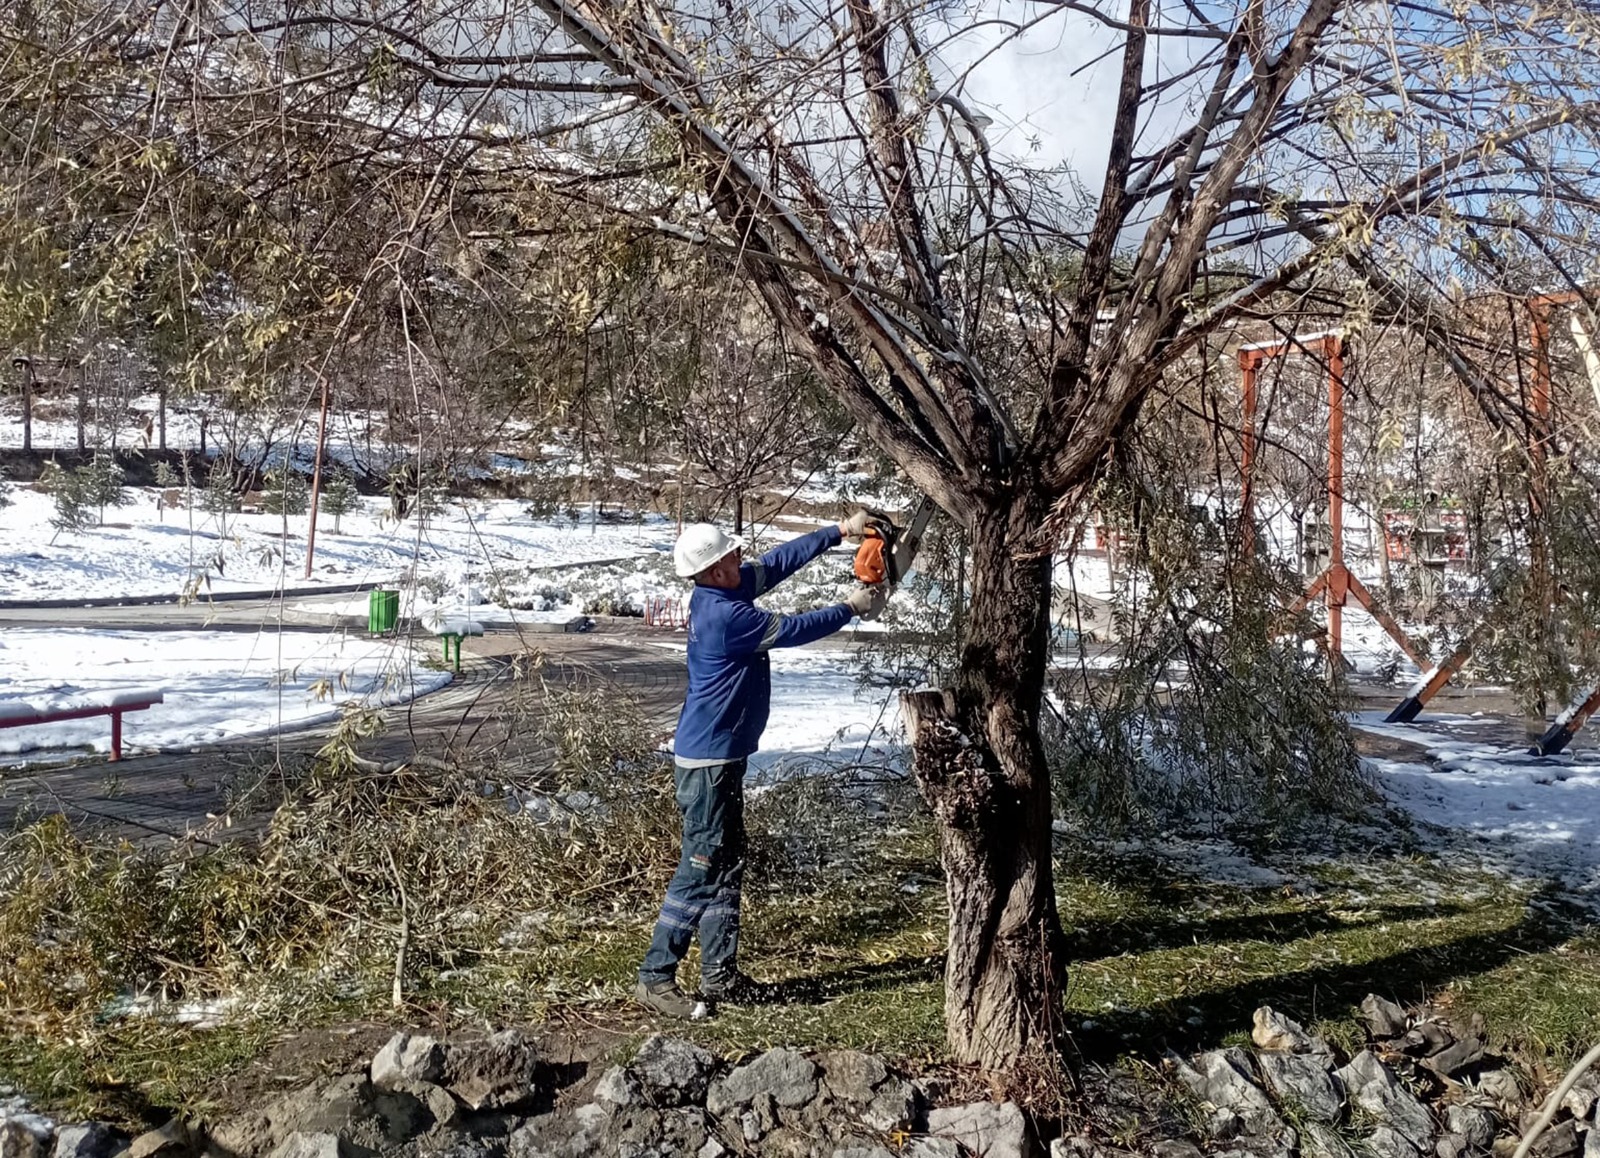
[0,628,449,765]
[0,487,673,603]
[647,642,906,782]
[1355,709,1600,906]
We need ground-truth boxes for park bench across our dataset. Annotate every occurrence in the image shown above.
[432,618,484,673]
[0,690,165,762]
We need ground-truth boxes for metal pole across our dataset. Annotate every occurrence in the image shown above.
[304,372,330,580]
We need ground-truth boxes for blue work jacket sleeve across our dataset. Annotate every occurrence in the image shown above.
[721,600,854,656]
[743,525,842,596]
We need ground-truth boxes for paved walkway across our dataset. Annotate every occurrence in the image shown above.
[0,616,688,845]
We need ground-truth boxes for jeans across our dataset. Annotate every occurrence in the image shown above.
[639,758,746,985]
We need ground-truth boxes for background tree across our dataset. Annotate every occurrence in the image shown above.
[263,469,310,518]
[202,463,240,539]
[80,454,130,526]
[319,470,361,535]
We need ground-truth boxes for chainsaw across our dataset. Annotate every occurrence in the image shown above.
[850,497,937,620]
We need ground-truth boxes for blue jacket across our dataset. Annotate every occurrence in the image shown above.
[672,526,853,761]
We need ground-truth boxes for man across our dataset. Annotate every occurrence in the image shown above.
[635,513,885,1018]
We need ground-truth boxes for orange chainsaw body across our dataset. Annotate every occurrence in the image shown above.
[853,528,891,584]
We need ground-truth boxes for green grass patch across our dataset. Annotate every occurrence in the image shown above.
[3,733,1597,1124]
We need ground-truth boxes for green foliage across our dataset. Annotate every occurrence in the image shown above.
[79,453,130,521]
[39,459,92,540]
[201,461,240,534]
[1048,481,1368,834]
[317,468,360,533]
[262,468,309,517]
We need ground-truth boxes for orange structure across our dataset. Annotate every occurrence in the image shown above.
[1238,332,1428,669]
[1388,290,1598,738]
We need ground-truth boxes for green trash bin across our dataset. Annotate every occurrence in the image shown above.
[368,589,399,634]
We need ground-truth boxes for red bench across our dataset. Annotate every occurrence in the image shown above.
[0,691,165,762]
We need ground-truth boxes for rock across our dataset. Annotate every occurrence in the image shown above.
[1257,1052,1344,1123]
[1444,1105,1497,1152]
[1362,995,1411,1039]
[594,1066,642,1109]
[1212,1135,1298,1158]
[1300,1121,1357,1158]
[630,1036,718,1108]
[372,1034,448,1089]
[738,1109,762,1144]
[706,1049,817,1116]
[1207,1108,1246,1141]
[817,1050,918,1132]
[832,1148,895,1158]
[125,1120,196,1158]
[904,1141,962,1158]
[446,1030,539,1111]
[1586,1123,1600,1158]
[697,1141,727,1158]
[1175,1049,1281,1134]
[606,1103,708,1157]
[1336,1052,1434,1151]
[1405,1022,1455,1058]
[1149,1142,1204,1158]
[505,1103,607,1158]
[402,1082,460,1131]
[52,1124,124,1158]
[384,1140,494,1158]
[925,1101,1034,1158]
[820,1051,890,1100]
[1475,1071,1524,1110]
[1528,1120,1583,1158]
[209,1075,432,1158]
[1367,1126,1422,1158]
[1425,1036,1487,1078]
[1252,1007,1320,1055]
[1,1118,52,1158]
[265,1133,342,1158]
[1561,1077,1599,1123]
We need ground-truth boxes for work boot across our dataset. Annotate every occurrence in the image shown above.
[633,978,708,1020]
[700,968,778,1007]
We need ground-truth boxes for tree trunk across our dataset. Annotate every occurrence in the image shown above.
[903,485,1065,1070]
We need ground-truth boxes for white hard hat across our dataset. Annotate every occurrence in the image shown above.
[673,523,746,578]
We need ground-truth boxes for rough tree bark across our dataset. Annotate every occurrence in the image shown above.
[904,480,1064,1067]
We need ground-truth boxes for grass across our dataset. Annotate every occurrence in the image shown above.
[2,761,1598,1127]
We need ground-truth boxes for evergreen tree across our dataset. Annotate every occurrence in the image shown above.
[319,469,360,534]
[46,467,93,543]
[80,453,130,524]
[152,460,182,522]
[201,461,240,535]
[263,468,309,516]
[0,466,12,510]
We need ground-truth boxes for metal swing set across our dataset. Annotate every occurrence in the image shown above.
[1236,293,1600,752]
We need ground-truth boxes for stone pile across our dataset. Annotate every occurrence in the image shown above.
[2,995,1596,1158]
[1068,1000,1597,1158]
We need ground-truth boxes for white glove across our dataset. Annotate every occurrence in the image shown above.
[838,510,872,541]
[844,585,888,619]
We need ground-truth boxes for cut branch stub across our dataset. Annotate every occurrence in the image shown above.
[901,689,997,832]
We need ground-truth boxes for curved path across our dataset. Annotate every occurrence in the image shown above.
[0,599,689,844]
